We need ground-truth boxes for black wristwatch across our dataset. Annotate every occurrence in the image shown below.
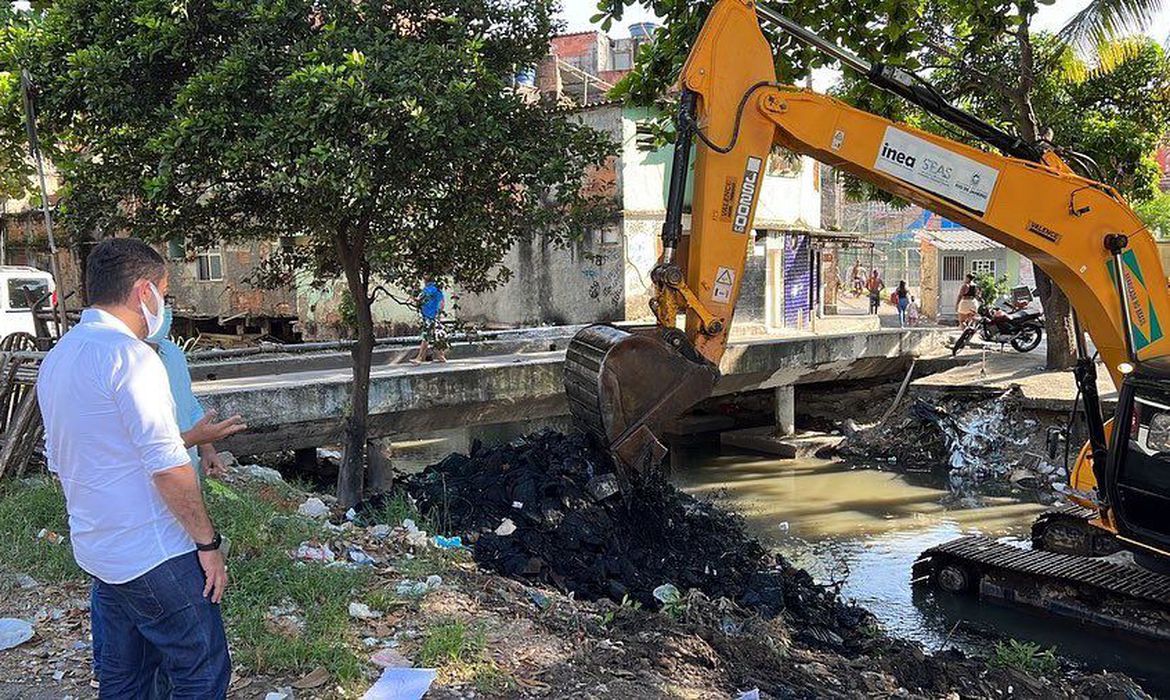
[196,531,222,552]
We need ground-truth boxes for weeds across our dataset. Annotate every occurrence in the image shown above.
[0,478,82,582]
[599,593,642,629]
[990,639,1059,675]
[418,619,486,667]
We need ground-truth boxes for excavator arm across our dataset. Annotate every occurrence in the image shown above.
[565,0,1170,531]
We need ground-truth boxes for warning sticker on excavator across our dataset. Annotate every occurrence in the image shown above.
[712,267,735,303]
[873,126,999,214]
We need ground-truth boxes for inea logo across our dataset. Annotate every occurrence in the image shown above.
[880,142,916,168]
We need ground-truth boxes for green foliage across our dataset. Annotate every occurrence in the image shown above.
[990,639,1059,675]
[974,272,1011,305]
[0,477,82,582]
[1136,192,1170,238]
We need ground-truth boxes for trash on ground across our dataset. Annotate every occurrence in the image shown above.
[652,583,681,606]
[0,618,34,650]
[35,528,65,545]
[361,667,436,700]
[369,524,392,540]
[264,689,293,700]
[345,507,358,521]
[494,518,516,536]
[432,535,462,549]
[400,519,429,548]
[348,546,377,566]
[395,575,442,598]
[14,574,39,589]
[297,497,331,519]
[348,602,383,620]
[265,600,305,637]
[292,541,335,563]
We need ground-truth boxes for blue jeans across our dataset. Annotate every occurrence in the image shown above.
[91,551,230,699]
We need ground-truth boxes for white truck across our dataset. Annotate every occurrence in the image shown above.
[0,266,56,342]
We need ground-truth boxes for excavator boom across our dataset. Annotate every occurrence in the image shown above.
[565,0,1170,532]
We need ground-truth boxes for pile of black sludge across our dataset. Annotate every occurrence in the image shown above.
[403,430,870,649]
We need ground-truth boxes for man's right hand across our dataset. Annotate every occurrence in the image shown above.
[183,410,247,448]
[198,548,228,604]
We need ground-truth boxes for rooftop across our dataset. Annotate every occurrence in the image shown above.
[917,229,1002,252]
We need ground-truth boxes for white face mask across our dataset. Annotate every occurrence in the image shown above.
[140,282,166,339]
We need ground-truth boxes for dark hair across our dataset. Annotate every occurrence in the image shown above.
[898,280,907,292]
[966,273,975,282]
[86,238,166,306]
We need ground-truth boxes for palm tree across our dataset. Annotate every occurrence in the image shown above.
[1060,0,1166,50]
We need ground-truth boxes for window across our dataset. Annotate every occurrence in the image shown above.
[166,238,185,260]
[971,259,996,276]
[941,255,965,282]
[196,252,223,281]
[6,278,49,309]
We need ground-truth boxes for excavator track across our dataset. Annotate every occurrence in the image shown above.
[1031,503,1123,557]
[914,536,1170,641]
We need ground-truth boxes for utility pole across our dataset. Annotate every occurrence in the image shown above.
[20,69,66,333]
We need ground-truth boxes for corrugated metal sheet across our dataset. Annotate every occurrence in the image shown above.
[918,229,1002,252]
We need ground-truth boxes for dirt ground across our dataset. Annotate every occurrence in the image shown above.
[0,444,1150,699]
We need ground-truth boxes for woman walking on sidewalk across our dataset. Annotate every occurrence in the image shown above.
[895,280,910,327]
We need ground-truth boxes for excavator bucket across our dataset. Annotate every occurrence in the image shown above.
[564,325,719,479]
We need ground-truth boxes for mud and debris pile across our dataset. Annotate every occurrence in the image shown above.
[840,390,1069,498]
[404,429,873,652]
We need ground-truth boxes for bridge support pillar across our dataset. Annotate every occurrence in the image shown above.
[367,438,395,493]
[775,385,795,437]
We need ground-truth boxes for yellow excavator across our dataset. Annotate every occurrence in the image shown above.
[564,0,1170,637]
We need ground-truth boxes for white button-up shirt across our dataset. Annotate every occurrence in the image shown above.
[38,308,194,584]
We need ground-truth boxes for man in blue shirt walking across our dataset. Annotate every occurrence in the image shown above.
[411,278,447,364]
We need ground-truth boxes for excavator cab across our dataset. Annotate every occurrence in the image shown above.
[1107,360,1170,561]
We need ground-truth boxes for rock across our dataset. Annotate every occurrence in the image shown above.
[297,497,330,519]
[371,648,412,668]
[240,464,285,485]
[348,602,382,620]
[291,666,330,689]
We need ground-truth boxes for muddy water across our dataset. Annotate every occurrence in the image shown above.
[673,450,1170,692]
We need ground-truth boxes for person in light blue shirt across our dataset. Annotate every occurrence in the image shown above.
[146,306,233,477]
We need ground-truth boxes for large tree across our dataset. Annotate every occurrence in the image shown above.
[3,0,615,506]
[598,0,1166,370]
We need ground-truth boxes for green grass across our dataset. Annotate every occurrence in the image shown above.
[418,619,486,667]
[990,639,1059,675]
[0,476,371,684]
[0,478,82,582]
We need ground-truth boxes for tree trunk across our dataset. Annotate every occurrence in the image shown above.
[1033,266,1078,370]
[335,230,374,508]
[1014,15,1077,370]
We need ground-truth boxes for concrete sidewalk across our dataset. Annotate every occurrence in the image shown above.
[911,347,1117,411]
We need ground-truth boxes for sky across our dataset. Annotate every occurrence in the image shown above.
[558,0,1170,43]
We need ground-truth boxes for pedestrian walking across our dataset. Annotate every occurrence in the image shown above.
[411,278,448,364]
[907,295,921,326]
[39,239,235,698]
[895,280,910,326]
[956,273,981,326]
[865,269,885,314]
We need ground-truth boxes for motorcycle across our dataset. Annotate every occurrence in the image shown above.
[952,300,1044,355]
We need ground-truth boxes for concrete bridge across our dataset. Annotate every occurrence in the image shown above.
[193,327,951,455]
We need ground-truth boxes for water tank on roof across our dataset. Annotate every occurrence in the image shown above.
[628,22,659,40]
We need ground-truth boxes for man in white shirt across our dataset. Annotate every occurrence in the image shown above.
[39,238,233,697]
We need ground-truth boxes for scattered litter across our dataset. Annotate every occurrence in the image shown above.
[265,600,305,637]
[348,602,383,620]
[401,519,429,548]
[297,497,331,519]
[317,448,342,462]
[777,521,790,532]
[0,618,34,650]
[652,583,681,605]
[292,542,335,563]
[15,574,39,589]
[363,636,380,648]
[345,508,358,522]
[361,667,436,700]
[494,518,516,536]
[35,528,65,545]
[53,670,65,681]
[370,524,392,540]
[348,547,377,566]
[239,464,285,485]
[737,690,761,700]
[586,473,619,502]
[264,689,293,700]
[527,590,549,610]
[512,501,524,509]
[394,576,442,598]
[432,535,463,549]
[371,647,412,668]
[292,666,330,689]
